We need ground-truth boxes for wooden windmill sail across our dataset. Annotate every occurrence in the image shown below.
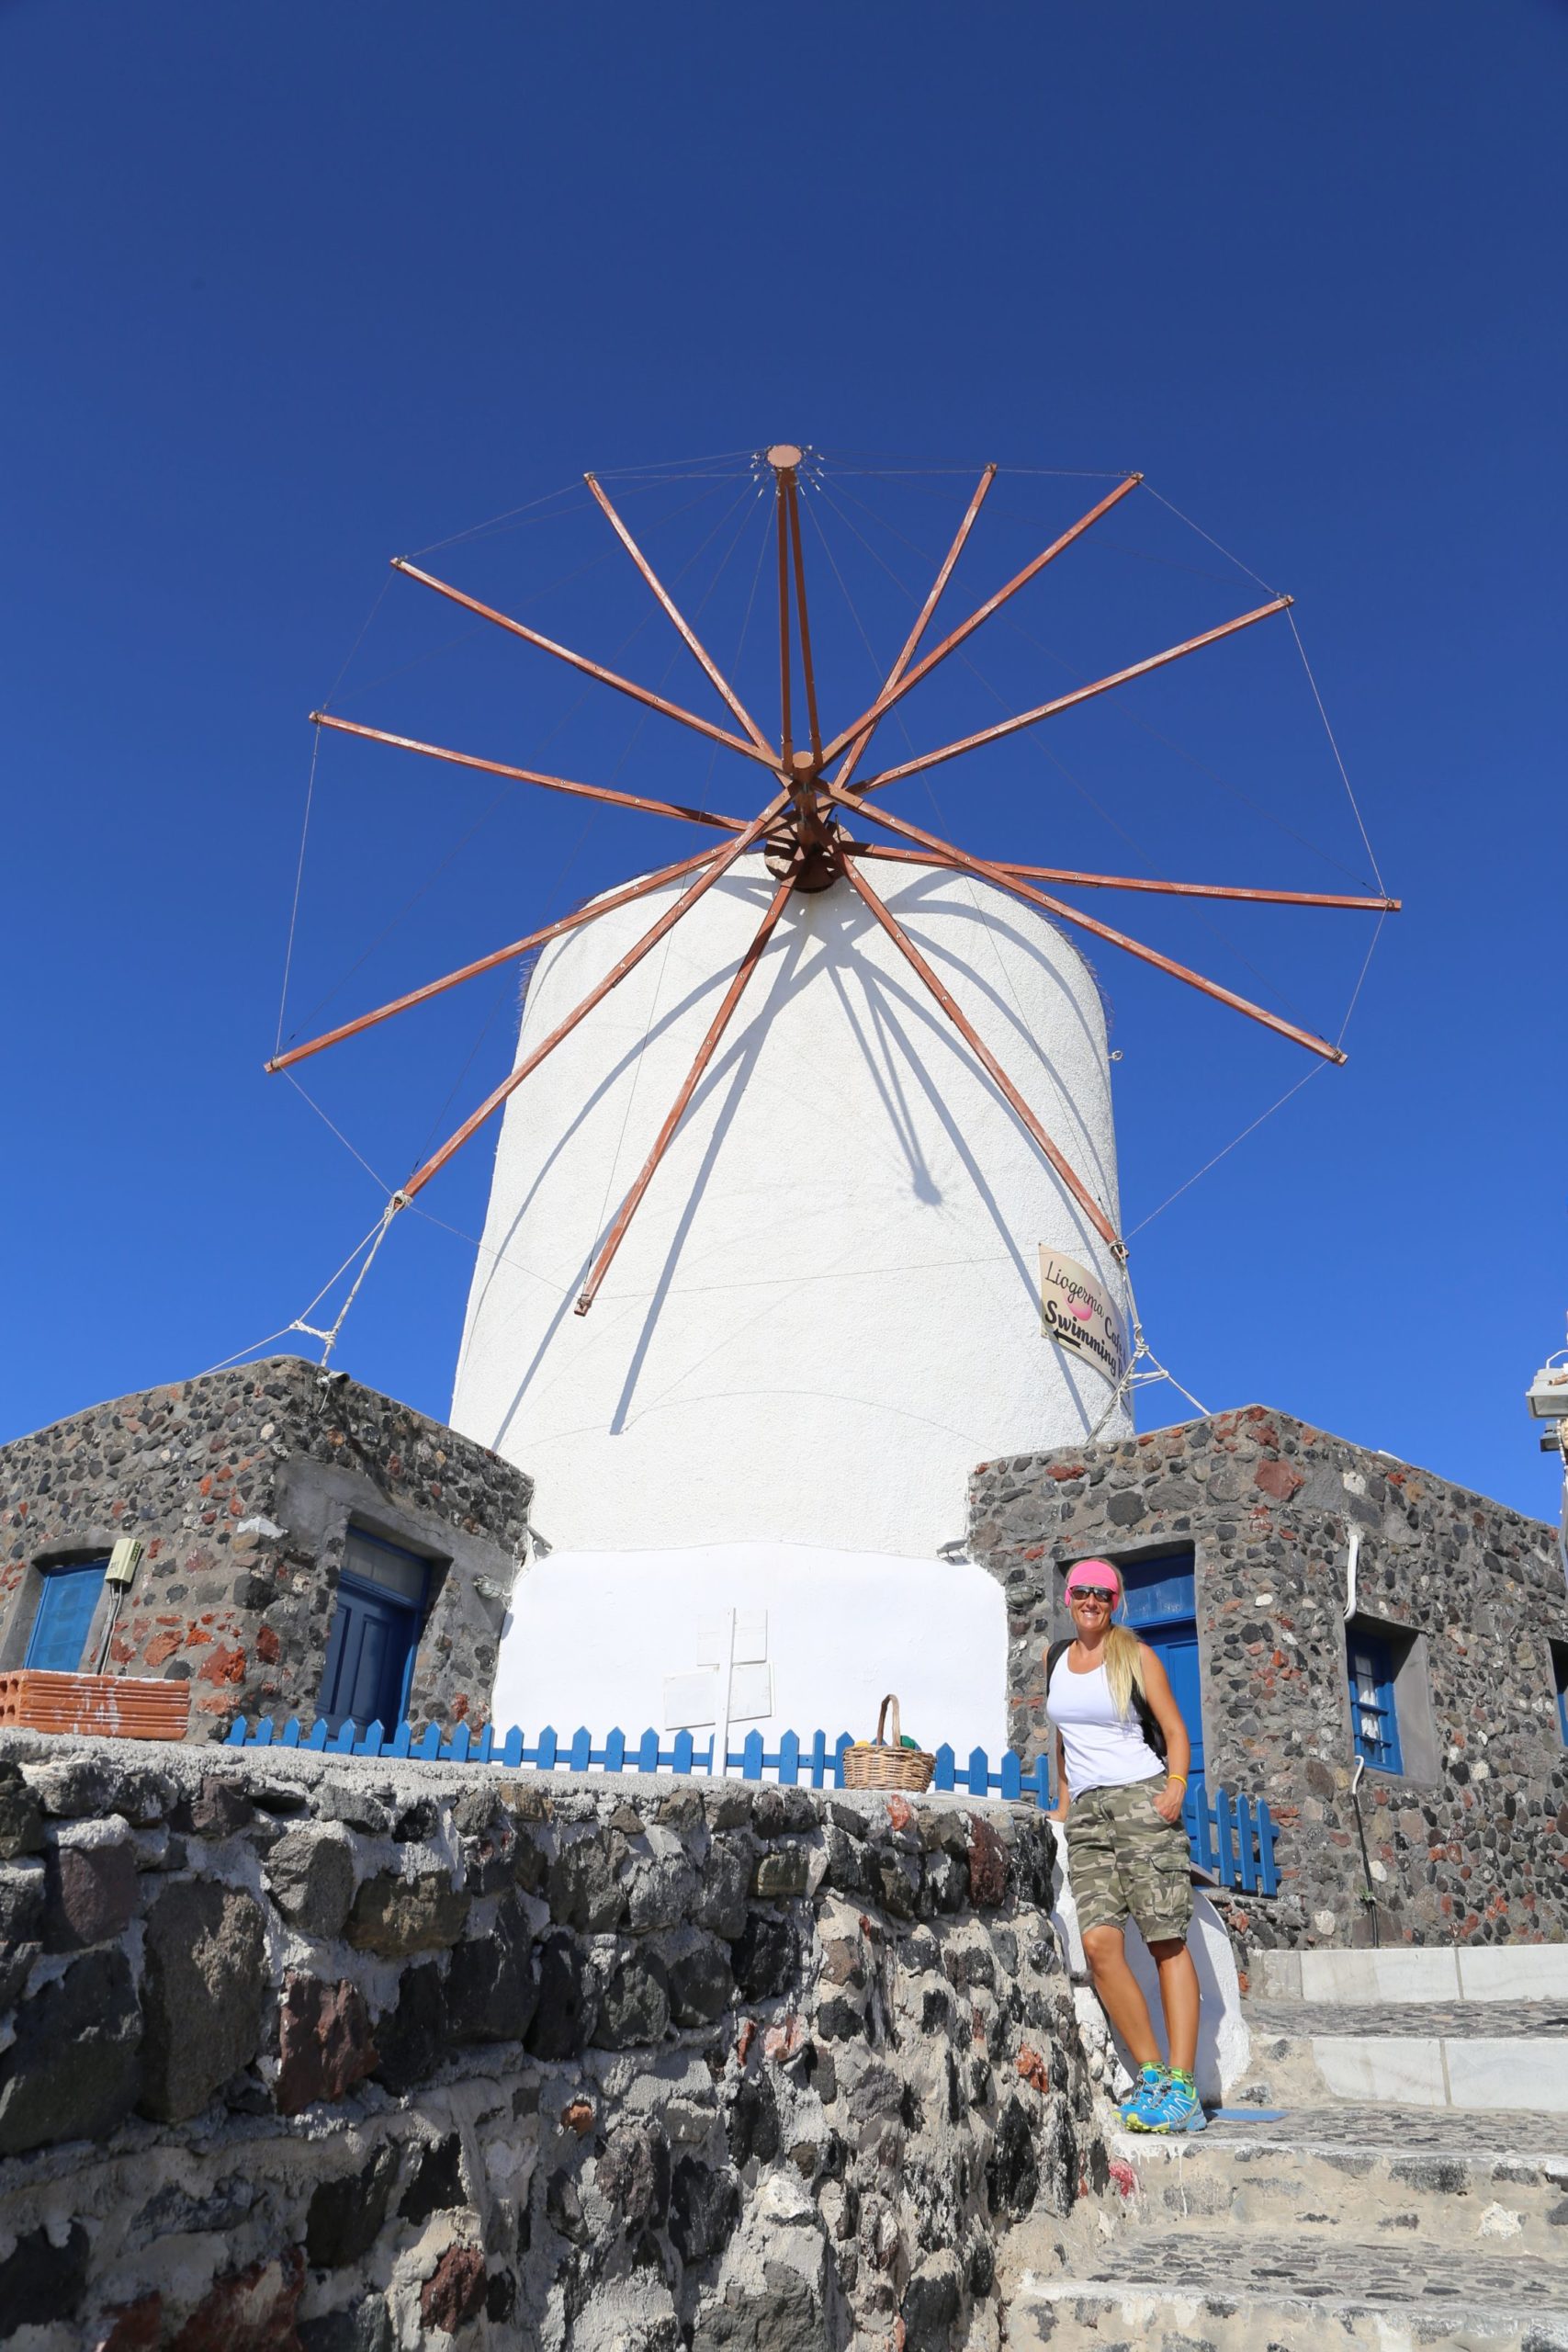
[270,446,1393,1313]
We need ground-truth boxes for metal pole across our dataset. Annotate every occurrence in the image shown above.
[829,784,1346,1065]
[265,844,730,1075]
[310,712,747,834]
[833,463,997,796]
[856,596,1294,795]
[818,473,1142,764]
[842,839,1400,913]
[584,473,774,757]
[390,558,779,771]
[575,870,796,1312]
[395,792,790,1204]
[839,852,1122,1251]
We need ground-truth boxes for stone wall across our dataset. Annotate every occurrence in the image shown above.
[968,1405,1568,1952]
[0,1360,532,1740]
[0,1735,1105,2351]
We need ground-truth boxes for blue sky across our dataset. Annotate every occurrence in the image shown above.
[3,2,1563,1523]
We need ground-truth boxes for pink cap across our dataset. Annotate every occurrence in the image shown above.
[1064,1557,1122,1598]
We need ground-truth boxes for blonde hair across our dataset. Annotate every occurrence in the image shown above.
[1101,1624,1148,1724]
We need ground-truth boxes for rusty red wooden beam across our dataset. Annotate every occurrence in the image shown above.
[820,473,1142,764]
[389,557,780,772]
[828,784,1347,1065]
[774,471,793,771]
[840,853,1122,1251]
[395,791,790,1204]
[575,870,797,1314]
[834,463,997,796]
[309,712,746,834]
[857,595,1293,794]
[842,839,1399,912]
[265,844,729,1076]
[584,472,774,758]
[784,473,822,769]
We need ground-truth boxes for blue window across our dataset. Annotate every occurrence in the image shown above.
[1552,1643,1568,1748]
[25,1559,109,1673]
[1118,1550,1205,1812]
[319,1528,429,1735]
[1348,1629,1403,1773]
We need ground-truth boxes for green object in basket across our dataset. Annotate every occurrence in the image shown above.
[900,1736,919,1750]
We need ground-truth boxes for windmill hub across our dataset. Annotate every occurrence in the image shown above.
[762,804,840,892]
[765,442,804,471]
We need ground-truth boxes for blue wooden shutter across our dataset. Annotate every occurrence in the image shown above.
[1347,1631,1402,1772]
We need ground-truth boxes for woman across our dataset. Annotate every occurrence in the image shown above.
[1045,1557,1205,2132]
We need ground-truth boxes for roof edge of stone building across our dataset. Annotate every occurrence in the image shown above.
[968,1399,1559,1549]
[0,1353,533,1518]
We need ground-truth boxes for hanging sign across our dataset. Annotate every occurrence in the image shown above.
[1039,1248,1129,1387]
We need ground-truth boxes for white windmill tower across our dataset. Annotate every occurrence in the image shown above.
[273,446,1393,1753]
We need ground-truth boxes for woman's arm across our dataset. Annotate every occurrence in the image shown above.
[1138,1645,1192,1823]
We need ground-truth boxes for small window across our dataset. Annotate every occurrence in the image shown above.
[26,1559,109,1673]
[1551,1641,1568,1749]
[342,1526,428,1604]
[1348,1628,1404,1773]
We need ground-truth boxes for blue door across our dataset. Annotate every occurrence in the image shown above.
[26,1560,108,1673]
[319,1529,428,1735]
[1118,1552,1205,1806]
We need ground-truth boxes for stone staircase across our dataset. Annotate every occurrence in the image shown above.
[1000,1947,1568,2348]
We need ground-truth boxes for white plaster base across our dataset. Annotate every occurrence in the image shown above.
[1050,1858,1248,2106]
[491,1542,1009,1758]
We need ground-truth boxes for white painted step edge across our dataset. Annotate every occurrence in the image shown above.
[1252,1945,1568,2006]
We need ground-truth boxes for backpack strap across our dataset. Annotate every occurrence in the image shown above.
[1045,1639,1071,1689]
[1128,1656,1168,1761]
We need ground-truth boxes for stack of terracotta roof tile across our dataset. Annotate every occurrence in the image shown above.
[0,1669,190,1740]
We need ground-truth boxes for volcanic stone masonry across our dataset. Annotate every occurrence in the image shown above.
[968,1404,1568,1954]
[0,1737,1108,2351]
[0,1359,532,1739]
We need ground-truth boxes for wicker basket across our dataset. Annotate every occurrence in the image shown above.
[841,1694,934,1793]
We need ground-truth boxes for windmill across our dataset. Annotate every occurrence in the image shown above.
[267,445,1395,1731]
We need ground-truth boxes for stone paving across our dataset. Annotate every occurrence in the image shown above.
[1199,2100,1568,2155]
[1058,2236,1566,2306]
[1244,1997,1568,2039]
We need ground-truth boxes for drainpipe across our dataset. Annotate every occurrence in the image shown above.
[1342,1522,1360,1623]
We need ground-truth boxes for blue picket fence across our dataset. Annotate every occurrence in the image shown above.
[223,1710,1279,1895]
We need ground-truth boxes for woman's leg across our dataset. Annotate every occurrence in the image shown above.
[1079,1925,1163,2069]
[1147,1936,1200,2076]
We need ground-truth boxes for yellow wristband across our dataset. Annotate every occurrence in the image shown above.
[1166,1775,1188,1790]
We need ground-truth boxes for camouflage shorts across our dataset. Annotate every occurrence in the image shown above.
[1064,1780,1193,1942]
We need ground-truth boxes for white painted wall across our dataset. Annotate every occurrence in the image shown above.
[451,853,1127,1558]
[491,1541,1010,1759]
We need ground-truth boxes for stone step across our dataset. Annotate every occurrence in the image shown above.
[1250,1945,1568,2007]
[1004,2231,1568,2350]
[1113,2105,1568,2257]
[1235,1998,1568,2112]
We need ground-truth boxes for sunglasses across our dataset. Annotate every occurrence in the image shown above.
[1068,1587,1117,1605]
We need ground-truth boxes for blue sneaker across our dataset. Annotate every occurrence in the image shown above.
[1118,2064,1169,2131]
[1147,2071,1208,2132]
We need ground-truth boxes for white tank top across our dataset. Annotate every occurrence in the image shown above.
[1047,1650,1164,1794]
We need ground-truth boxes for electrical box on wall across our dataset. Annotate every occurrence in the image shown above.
[105,1538,143,1589]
